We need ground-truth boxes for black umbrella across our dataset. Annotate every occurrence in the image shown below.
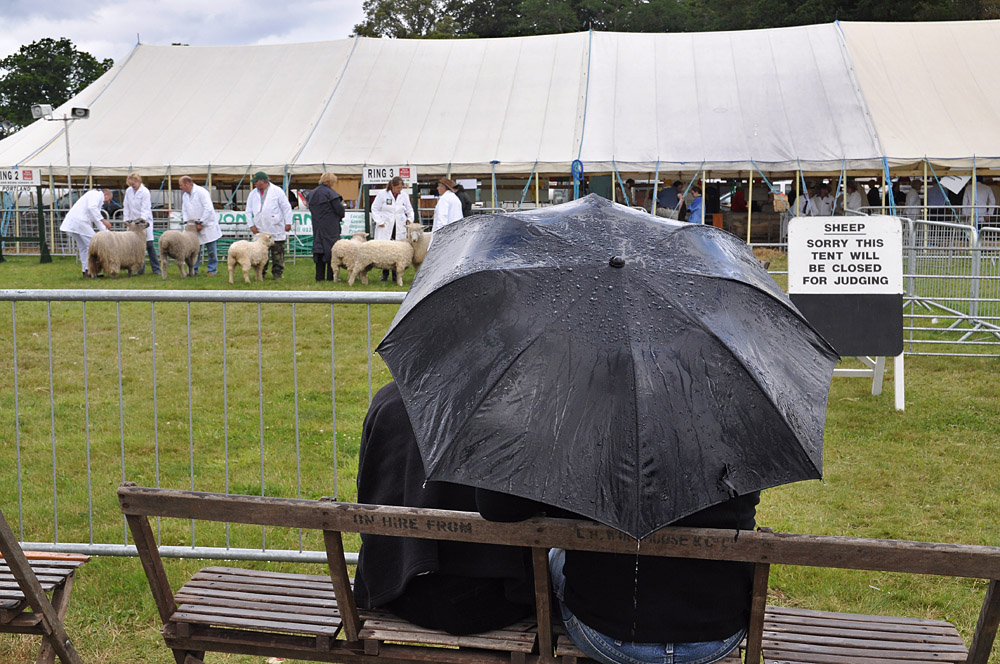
[378,194,838,539]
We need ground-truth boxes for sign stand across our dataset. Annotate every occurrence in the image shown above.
[788,216,905,411]
[0,171,51,264]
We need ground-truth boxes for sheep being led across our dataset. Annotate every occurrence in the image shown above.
[158,223,201,279]
[406,223,431,270]
[347,237,415,287]
[330,232,368,283]
[227,232,274,284]
[87,221,148,278]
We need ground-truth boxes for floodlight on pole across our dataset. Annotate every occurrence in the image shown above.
[0,119,12,137]
[32,103,91,204]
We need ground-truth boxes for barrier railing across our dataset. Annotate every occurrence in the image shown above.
[0,289,406,562]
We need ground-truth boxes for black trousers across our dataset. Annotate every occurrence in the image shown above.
[382,224,397,282]
[314,254,334,281]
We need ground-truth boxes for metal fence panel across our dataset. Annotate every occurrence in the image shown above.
[0,289,404,562]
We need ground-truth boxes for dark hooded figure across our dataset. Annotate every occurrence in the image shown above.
[307,172,346,281]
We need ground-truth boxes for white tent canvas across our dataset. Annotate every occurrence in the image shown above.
[2,20,1000,177]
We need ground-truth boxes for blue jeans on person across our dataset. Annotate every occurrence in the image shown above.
[548,549,745,664]
[138,240,161,275]
[194,240,218,275]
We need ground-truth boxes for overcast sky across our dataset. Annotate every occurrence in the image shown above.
[0,0,367,63]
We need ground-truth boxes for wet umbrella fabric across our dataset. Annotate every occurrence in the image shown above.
[377,195,838,539]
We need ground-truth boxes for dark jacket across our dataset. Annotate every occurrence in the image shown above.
[354,383,534,634]
[454,185,473,218]
[477,488,759,643]
[307,184,345,262]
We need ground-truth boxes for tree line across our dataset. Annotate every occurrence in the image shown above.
[353,0,1000,39]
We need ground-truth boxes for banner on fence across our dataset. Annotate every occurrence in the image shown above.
[216,209,365,238]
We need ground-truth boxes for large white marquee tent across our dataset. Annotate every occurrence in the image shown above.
[2,20,1000,180]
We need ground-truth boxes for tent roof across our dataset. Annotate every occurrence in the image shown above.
[2,20,1000,177]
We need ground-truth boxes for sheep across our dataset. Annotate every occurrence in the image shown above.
[87,221,148,278]
[227,232,274,284]
[158,223,201,279]
[347,238,415,287]
[330,232,368,283]
[407,223,432,270]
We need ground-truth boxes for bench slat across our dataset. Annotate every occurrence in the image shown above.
[358,627,536,653]
[176,585,340,610]
[199,566,333,584]
[173,604,342,629]
[765,612,965,637]
[0,581,58,592]
[763,622,965,645]
[182,579,337,601]
[171,610,341,637]
[762,629,968,653]
[763,647,966,663]
[176,593,342,618]
[765,604,955,627]
[191,570,337,593]
[362,617,537,643]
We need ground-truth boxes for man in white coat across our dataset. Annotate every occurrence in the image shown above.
[903,179,924,221]
[60,188,112,275]
[962,177,996,228]
[178,175,222,275]
[246,171,293,279]
[432,177,464,234]
[123,172,159,275]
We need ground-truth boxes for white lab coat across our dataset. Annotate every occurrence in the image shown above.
[371,189,414,241]
[811,194,835,216]
[124,184,154,241]
[60,189,107,238]
[433,190,463,231]
[845,190,864,213]
[246,184,293,241]
[903,188,923,220]
[182,184,222,244]
[962,184,996,224]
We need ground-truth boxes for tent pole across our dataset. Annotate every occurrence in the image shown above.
[972,156,977,227]
[747,170,753,242]
[49,167,56,252]
[206,164,212,191]
[841,161,847,213]
[923,160,928,222]
[881,168,886,210]
[652,160,660,216]
[795,169,800,217]
[534,171,539,208]
[167,167,172,218]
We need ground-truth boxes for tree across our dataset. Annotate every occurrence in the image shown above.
[353,0,457,38]
[0,38,113,130]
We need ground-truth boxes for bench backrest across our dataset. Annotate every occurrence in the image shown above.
[117,484,1000,663]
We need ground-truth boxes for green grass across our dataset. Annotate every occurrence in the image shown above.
[1,255,999,663]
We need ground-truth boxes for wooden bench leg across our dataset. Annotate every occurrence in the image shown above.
[36,573,76,664]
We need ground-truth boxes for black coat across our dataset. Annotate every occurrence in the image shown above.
[307,184,345,262]
[354,383,533,633]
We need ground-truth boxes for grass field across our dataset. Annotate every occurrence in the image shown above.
[1,255,998,663]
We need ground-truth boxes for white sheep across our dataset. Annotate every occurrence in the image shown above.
[87,221,148,278]
[407,222,431,270]
[330,232,368,283]
[227,232,274,284]
[347,238,415,287]
[158,223,201,280]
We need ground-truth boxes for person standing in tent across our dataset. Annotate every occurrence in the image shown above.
[903,179,923,220]
[962,177,996,228]
[123,172,159,275]
[686,185,704,224]
[60,188,112,276]
[453,181,473,217]
[246,172,293,279]
[307,172,346,282]
[432,177,464,234]
[372,176,415,282]
[178,176,222,276]
[844,181,864,214]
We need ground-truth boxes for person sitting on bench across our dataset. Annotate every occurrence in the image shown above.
[477,489,760,664]
[353,382,535,635]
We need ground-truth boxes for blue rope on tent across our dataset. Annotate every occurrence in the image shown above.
[675,162,704,216]
[797,161,812,214]
[572,160,585,200]
[224,165,254,209]
[882,158,897,214]
[832,159,846,205]
[612,161,630,207]
[517,161,539,210]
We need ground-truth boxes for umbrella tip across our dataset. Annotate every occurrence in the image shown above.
[609,256,625,268]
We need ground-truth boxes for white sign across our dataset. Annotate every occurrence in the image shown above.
[362,166,417,186]
[343,210,366,235]
[788,216,902,295]
[0,168,41,187]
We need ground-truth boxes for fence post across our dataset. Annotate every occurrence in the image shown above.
[37,184,51,263]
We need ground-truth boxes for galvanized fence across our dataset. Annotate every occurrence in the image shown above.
[0,289,406,563]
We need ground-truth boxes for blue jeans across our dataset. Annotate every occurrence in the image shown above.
[138,240,161,275]
[194,240,218,275]
[549,549,744,664]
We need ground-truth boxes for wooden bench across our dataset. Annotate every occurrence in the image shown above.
[118,484,1000,664]
[0,508,89,664]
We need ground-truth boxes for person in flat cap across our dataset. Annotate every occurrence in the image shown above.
[245,171,293,279]
[433,177,464,235]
